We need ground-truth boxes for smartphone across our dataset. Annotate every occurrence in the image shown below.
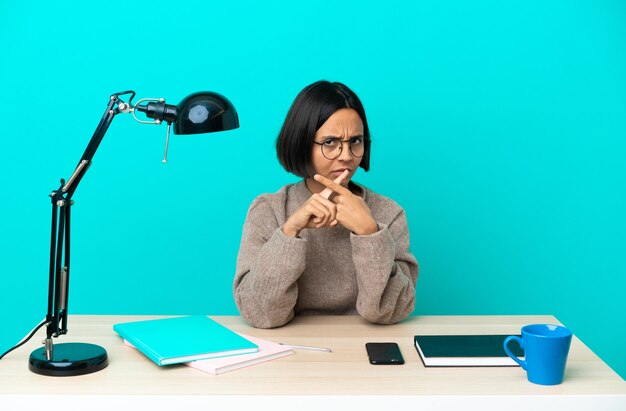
[365,342,404,365]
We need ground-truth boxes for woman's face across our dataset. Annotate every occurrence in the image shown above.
[310,108,364,188]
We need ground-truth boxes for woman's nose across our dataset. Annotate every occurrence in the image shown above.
[337,141,353,161]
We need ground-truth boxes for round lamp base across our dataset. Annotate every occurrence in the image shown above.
[29,342,108,376]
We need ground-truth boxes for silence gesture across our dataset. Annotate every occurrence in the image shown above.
[313,174,378,236]
[282,172,348,237]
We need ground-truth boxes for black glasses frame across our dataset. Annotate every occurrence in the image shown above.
[312,137,369,160]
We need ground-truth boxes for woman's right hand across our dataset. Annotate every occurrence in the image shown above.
[282,170,349,237]
[282,193,338,237]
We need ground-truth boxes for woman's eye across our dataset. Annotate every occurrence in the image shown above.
[323,139,338,146]
[351,137,363,144]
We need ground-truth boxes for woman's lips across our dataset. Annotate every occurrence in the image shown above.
[331,169,351,177]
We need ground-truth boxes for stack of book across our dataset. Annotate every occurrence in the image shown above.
[113,315,293,375]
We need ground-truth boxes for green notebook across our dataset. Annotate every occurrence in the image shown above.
[414,334,523,367]
[113,315,258,366]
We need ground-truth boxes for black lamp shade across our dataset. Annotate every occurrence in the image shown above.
[173,92,239,135]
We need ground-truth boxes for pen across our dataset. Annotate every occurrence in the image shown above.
[278,343,333,353]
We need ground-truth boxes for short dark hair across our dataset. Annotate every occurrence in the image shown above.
[276,80,371,178]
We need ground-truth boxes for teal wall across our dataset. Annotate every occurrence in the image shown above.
[1,1,624,379]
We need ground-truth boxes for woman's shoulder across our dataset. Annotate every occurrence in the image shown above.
[359,184,402,208]
[248,185,285,210]
[247,181,307,216]
[251,181,304,202]
[359,183,406,221]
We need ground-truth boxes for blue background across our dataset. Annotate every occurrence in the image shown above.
[1,1,624,379]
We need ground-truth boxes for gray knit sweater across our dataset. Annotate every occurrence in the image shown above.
[233,180,418,328]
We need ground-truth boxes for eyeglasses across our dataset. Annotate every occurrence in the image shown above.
[312,136,368,160]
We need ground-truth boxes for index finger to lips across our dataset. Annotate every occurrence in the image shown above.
[319,170,349,199]
[315,172,351,198]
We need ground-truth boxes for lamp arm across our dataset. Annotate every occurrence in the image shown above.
[63,91,135,199]
[44,91,134,350]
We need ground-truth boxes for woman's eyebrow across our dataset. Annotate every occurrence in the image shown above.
[321,134,364,139]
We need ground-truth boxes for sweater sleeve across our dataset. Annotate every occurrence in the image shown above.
[350,208,418,324]
[233,197,307,328]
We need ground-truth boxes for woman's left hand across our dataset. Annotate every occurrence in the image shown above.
[313,174,378,235]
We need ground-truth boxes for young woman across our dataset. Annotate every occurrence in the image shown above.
[233,81,418,328]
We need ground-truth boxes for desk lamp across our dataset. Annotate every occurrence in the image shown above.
[27,90,239,376]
